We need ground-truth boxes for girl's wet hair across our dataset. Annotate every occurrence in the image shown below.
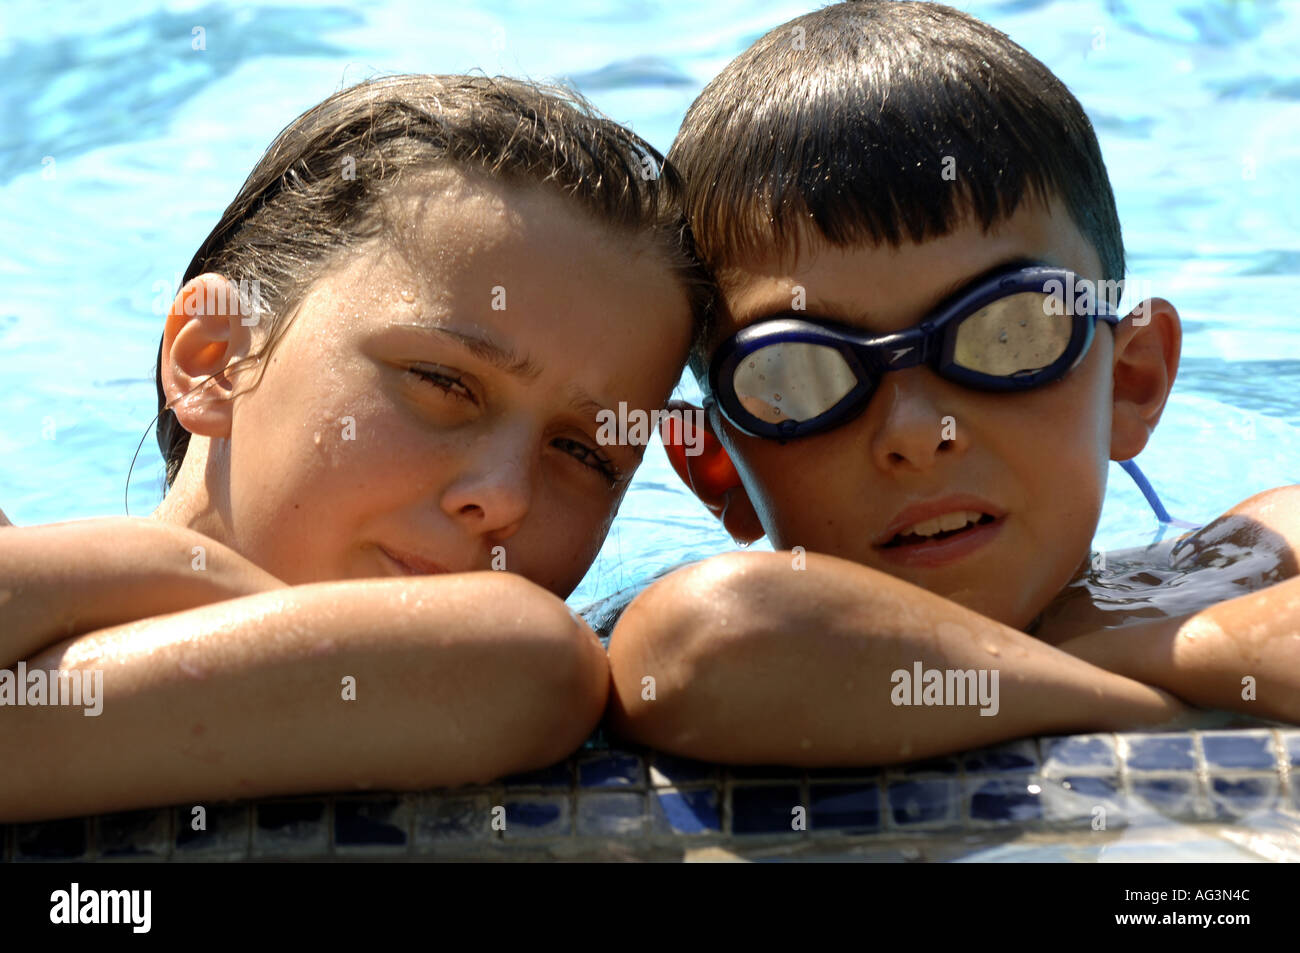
[155,73,714,490]
[667,0,1124,378]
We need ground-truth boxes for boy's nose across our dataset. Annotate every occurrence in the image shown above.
[867,368,964,472]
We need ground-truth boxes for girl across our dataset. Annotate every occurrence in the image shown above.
[0,74,713,822]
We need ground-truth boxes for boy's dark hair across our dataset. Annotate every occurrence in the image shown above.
[668,0,1124,379]
[155,74,714,490]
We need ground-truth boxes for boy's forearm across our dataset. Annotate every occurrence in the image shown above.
[607,552,1187,765]
[1056,574,1300,723]
[0,517,287,668]
[1,573,608,822]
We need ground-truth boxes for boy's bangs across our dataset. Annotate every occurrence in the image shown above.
[669,1,1124,283]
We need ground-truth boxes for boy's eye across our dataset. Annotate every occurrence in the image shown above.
[552,436,623,485]
[408,365,476,402]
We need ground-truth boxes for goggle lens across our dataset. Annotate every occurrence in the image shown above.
[731,341,857,426]
[950,291,1073,377]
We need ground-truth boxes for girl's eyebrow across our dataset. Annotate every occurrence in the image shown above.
[390,322,543,381]
[389,321,617,423]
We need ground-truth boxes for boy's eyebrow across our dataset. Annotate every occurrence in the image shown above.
[730,254,1056,327]
[389,321,620,425]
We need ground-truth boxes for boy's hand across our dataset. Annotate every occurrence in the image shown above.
[0,517,287,668]
[1053,575,1300,724]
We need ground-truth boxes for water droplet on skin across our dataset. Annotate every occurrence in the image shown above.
[985,644,1001,656]
[313,431,322,446]
[399,289,415,303]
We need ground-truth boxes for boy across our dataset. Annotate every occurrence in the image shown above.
[602,1,1300,765]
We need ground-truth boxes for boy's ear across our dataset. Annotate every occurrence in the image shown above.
[1110,297,1181,461]
[160,273,259,439]
[660,399,765,544]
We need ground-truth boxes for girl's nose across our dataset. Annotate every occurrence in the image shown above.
[439,434,535,539]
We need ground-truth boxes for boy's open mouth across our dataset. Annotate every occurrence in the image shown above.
[880,512,999,548]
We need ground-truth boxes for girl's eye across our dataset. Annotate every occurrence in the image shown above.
[408,366,475,402]
[552,436,623,485]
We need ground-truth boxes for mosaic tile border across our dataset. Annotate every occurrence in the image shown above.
[5,729,1296,861]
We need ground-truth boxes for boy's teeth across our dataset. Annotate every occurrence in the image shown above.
[900,509,985,538]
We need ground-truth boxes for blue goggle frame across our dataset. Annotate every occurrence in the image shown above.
[704,263,1198,530]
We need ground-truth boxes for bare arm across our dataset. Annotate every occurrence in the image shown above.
[0,517,287,669]
[606,551,1189,766]
[1,572,609,822]
[1055,574,1300,723]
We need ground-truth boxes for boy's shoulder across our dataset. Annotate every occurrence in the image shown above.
[1035,484,1300,645]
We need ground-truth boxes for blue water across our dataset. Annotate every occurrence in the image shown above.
[1,0,1298,610]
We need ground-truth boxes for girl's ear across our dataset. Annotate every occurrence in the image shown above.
[160,273,259,439]
[659,399,765,544]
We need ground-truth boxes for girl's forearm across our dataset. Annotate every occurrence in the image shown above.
[607,552,1188,765]
[1,572,608,822]
[0,517,287,668]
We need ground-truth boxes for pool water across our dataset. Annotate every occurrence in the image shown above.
[1,0,1298,613]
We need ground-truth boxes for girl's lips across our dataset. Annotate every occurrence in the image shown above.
[873,515,1007,569]
[378,545,449,576]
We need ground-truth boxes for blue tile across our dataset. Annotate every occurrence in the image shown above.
[897,756,959,776]
[174,804,250,855]
[1041,735,1116,771]
[963,741,1038,773]
[969,778,1042,822]
[1131,777,1196,817]
[502,761,573,789]
[14,818,89,861]
[728,764,804,780]
[1209,777,1277,819]
[414,794,493,844]
[809,783,881,832]
[1061,776,1120,800]
[651,789,721,834]
[96,809,171,858]
[578,752,644,787]
[887,779,957,826]
[649,753,719,785]
[502,796,570,838]
[254,800,328,854]
[334,797,408,848]
[1282,732,1300,768]
[805,764,881,780]
[1201,732,1277,770]
[1041,776,1124,827]
[1126,734,1196,771]
[731,785,802,834]
[577,793,646,836]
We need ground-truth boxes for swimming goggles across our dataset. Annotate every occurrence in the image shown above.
[705,261,1198,528]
